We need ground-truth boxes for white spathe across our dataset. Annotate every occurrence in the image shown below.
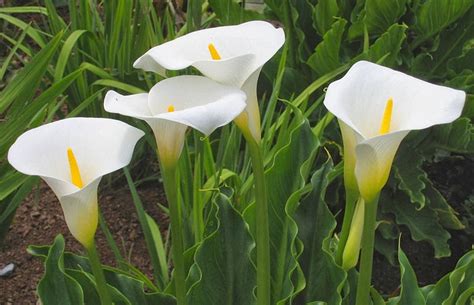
[8,118,144,247]
[133,21,285,142]
[104,75,247,167]
[324,61,466,201]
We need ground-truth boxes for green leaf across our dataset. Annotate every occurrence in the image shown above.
[29,241,176,305]
[0,6,47,14]
[391,245,426,305]
[0,67,86,159]
[423,178,465,230]
[54,30,88,81]
[425,250,474,305]
[381,191,451,258]
[37,235,84,305]
[307,19,347,76]
[367,23,407,66]
[263,110,319,304]
[0,31,62,113]
[294,159,346,304]
[393,144,427,209]
[312,0,339,36]
[92,79,145,94]
[208,0,261,25]
[365,0,407,33]
[371,287,387,305]
[415,0,473,42]
[427,118,474,154]
[412,7,474,77]
[186,191,256,305]
[0,176,38,243]
[0,13,46,47]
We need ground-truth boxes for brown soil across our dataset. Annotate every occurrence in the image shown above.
[0,180,168,305]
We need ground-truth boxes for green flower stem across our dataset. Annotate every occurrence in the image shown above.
[336,189,359,265]
[355,194,380,305]
[162,164,186,305]
[86,241,113,305]
[245,135,270,305]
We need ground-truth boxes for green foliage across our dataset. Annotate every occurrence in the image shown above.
[36,235,85,305]
[186,191,256,305]
[1,0,473,304]
[28,235,176,305]
[295,160,346,304]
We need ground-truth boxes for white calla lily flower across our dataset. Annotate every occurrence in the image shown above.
[104,75,247,167]
[324,61,466,202]
[8,118,144,247]
[133,21,285,142]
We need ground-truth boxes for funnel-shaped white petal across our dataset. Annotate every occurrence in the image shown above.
[133,21,285,142]
[8,118,144,246]
[325,61,466,200]
[105,75,247,167]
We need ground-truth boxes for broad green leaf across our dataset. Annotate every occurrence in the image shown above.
[37,235,84,305]
[374,221,398,265]
[367,24,407,66]
[415,0,473,42]
[448,46,474,75]
[186,191,256,305]
[29,240,176,305]
[393,144,427,209]
[307,19,347,76]
[412,8,474,77]
[264,110,318,304]
[294,160,346,304]
[423,178,465,230]
[364,0,407,34]
[392,245,426,305]
[427,118,474,154]
[381,191,451,258]
[425,250,474,305]
[312,0,339,36]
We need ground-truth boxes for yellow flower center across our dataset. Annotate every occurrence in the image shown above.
[167,105,175,112]
[208,43,221,60]
[379,98,393,135]
[67,147,83,188]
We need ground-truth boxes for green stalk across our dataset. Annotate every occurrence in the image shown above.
[161,164,186,305]
[355,195,379,305]
[335,189,359,265]
[86,241,113,305]
[245,135,270,305]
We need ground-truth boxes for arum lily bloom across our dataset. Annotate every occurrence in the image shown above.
[8,118,144,247]
[104,75,247,168]
[324,60,466,202]
[324,60,465,305]
[105,75,246,305]
[8,118,143,305]
[133,20,285,143]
